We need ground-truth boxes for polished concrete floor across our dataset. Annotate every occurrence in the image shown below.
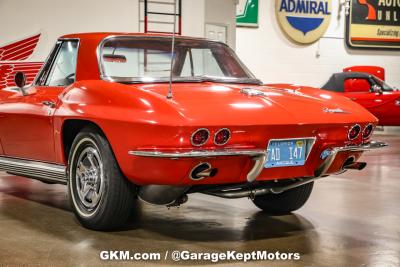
[0,135,399,266]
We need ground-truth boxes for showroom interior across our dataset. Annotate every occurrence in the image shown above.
[0,0,399,266]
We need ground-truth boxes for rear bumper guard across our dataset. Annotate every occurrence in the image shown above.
[129,141,387,183]
[314,141,387,177]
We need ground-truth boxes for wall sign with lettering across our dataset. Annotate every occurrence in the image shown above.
[276,0,332,44]
[346,0,400,49]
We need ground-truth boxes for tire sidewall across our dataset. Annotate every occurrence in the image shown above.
[68,131,109,220]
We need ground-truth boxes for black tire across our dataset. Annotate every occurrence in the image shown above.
[252,182,314,215]
[67,126,136,230]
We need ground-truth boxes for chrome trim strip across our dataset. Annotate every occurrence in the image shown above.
[129,140,387,183]
[129,149,267,183]
[129,149,266,158]
[315,141,387,177]
[0,156,67,184]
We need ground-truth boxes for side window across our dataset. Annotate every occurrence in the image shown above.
[344,78,372,93]
[45,41,78,86]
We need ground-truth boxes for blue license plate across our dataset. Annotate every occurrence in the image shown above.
[265,139,307,168]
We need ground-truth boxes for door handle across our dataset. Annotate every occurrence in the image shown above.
[42,101,55,108]
[350,98,357,101]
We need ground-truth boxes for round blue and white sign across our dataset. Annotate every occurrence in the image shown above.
[276,0,332,44]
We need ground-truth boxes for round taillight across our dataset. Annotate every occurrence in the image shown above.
[362,124,374,139]
[214,128,231,146]
[191,128,210,146]
[348,124,361,140]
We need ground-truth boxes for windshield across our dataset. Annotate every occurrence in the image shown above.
[372,76,397,92]
[99,36,261,85]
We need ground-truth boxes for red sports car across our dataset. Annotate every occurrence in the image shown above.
[0,33,386,230]
[322,72,400,126]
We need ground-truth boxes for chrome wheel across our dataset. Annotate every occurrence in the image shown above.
[75,145,104,212]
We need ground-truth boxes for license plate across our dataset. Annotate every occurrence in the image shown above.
[265,139,307,168]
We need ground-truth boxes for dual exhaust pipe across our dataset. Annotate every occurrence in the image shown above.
[342,156,367,171]
[190,163,218,180]
[343,161,367,171]
[137,162,218,206]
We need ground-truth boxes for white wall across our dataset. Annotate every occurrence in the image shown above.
[236,0,400,87]
[182,0,205,38]
[0,0,140,61]
[205,0,237,49]
[0,0,229,61]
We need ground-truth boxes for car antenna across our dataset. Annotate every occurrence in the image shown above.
[167,0,177,100]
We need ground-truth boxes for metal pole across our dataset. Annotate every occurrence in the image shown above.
[167,0,177,100]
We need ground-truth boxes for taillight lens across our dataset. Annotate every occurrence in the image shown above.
[214,128,231,146]
[191,128,210,146]
[362,124,374,139]
[348,124,361,140]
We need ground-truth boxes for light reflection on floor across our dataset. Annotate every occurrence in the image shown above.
[0,135,399,266]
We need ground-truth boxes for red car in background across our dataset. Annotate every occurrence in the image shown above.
[0,33,386,230]
[343,66,385,81]
[322,71,400,126]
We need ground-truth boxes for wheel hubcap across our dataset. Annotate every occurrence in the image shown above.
[75,146,104,211]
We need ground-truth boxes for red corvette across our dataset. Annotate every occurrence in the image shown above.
[0,33,386,230]
[322,72,400,126]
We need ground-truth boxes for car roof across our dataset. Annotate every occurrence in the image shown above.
[321,72,374,92]
[60,32,208,42]
[57,32,216,82]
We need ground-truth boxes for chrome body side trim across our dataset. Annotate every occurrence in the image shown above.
[129,149,267,158]
[129,140,387,183]
[0,156,67,184]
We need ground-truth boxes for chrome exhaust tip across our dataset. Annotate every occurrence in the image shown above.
[343,162,367,171]
[190,163,218,180]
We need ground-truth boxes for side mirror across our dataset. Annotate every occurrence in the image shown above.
[372,84,383,94]
[14,72,28,96]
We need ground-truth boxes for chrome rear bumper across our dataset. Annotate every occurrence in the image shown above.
[314,141,387,177]
[129,141,387,183]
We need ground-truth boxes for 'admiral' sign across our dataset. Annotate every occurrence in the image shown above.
[346,0,400,50]
[276,0,332,44]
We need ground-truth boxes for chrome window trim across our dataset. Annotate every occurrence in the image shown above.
[96,35,260,84]
[33,42,61,86]
[34,38,80,87]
